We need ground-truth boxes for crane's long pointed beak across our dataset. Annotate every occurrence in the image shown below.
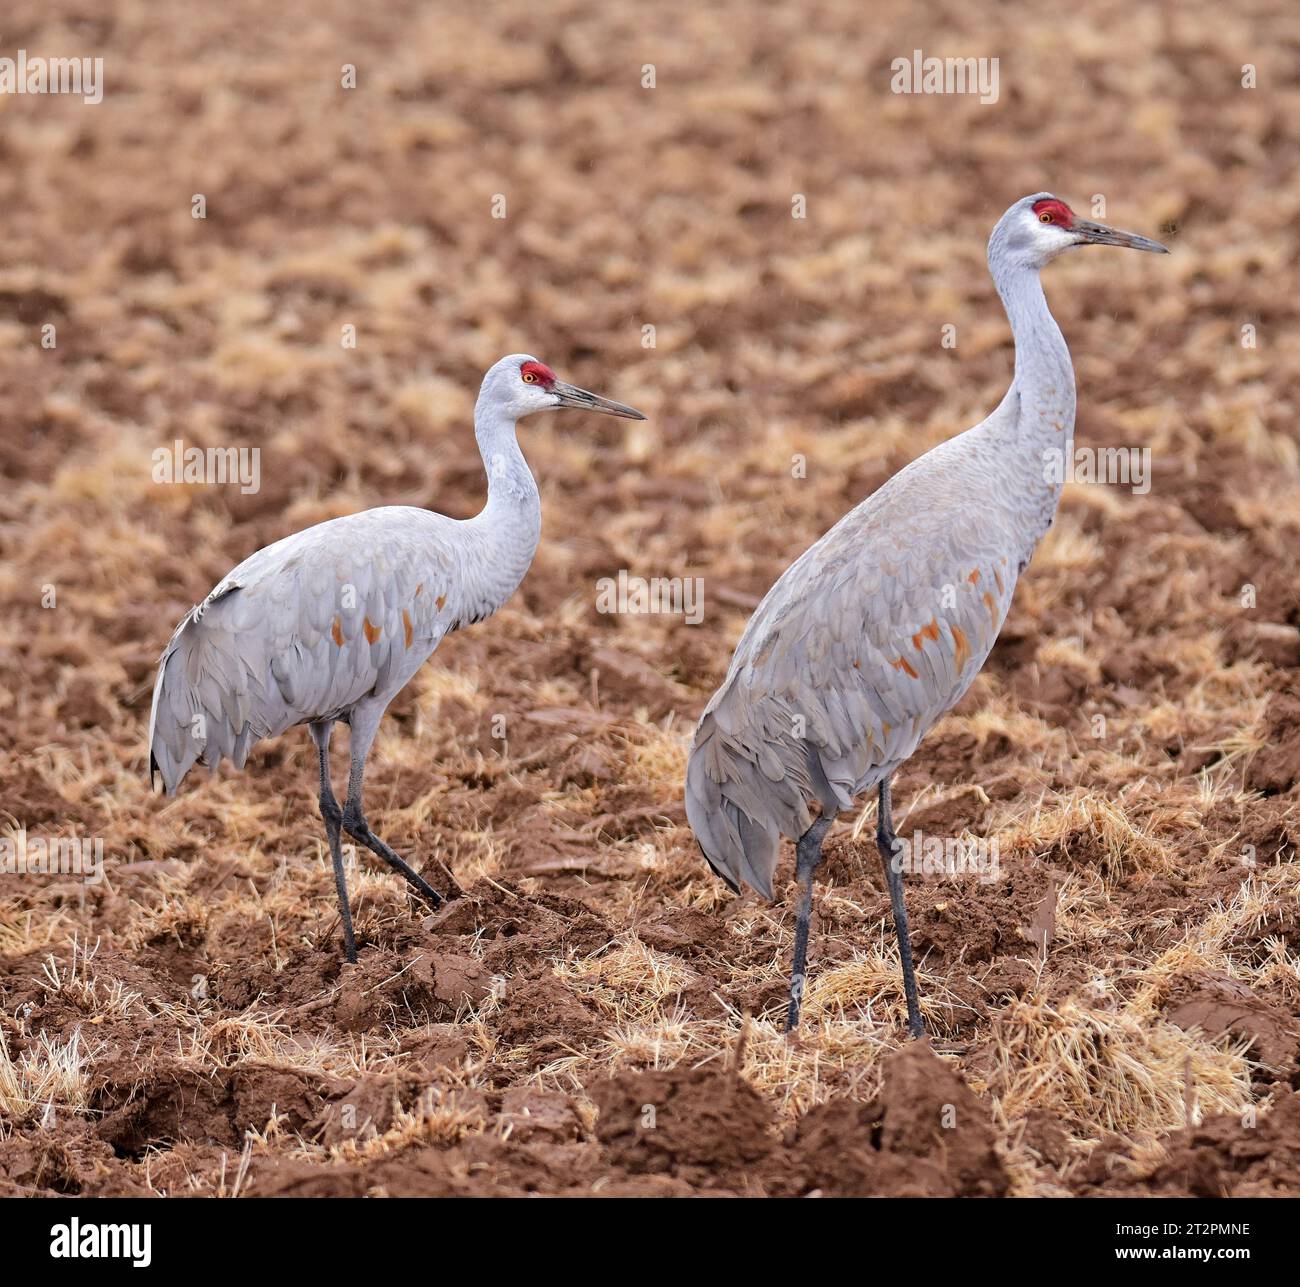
[1073,218,1169,253]
[551,380,646,420]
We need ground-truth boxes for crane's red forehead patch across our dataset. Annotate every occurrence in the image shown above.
[520,360,557,388]
[1032,197,1075,228]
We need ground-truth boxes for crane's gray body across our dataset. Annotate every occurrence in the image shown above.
[149,357,544,795]
[686,196,1081,897]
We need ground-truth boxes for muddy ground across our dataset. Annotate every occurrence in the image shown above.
[1,0,1299,1196]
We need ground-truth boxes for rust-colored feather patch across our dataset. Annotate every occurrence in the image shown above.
[402,609,414,648]
[363,616,381,644]
[435,594,446,611]
[331,617,344,646]
[891,655,920,679]
[983,591,998,623]
[968,568,980,584]
[952,625,971,670]
[913,617,940,650]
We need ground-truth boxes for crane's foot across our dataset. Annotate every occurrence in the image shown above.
[342,806,448,911]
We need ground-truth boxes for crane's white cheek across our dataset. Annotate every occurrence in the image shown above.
[509,390,552,419]
[1032,225,1077,264]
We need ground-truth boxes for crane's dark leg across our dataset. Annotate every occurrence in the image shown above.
[877,778,924,1038]
[340,705,444,911]
[785,813,833,1033]
[310,720,357,964]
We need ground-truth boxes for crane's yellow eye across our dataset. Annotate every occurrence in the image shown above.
[1039,212,1054,223]
[522,372,536,383]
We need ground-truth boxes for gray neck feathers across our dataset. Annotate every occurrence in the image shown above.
[994,261,1076,429]
[459,404,542,621]
[986,233,1078,554]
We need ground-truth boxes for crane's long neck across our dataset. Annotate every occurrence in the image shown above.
[458,403,542,621]
[996,262,1076,433]
[990,258,1077,552]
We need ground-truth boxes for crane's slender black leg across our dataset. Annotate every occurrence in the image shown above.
[342,797,444,910]
[341,709,444,911]
[310,720,357,964]
[877,778,924,1037]
[785,813,833,1033]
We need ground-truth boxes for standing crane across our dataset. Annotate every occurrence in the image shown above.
[686,194,1167,1036]
[149,354,645,963]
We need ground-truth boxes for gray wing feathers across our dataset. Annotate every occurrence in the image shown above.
[149,508,458,794]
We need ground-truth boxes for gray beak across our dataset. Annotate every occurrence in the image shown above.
[1072,218,1169,253]
[550,380,646,420]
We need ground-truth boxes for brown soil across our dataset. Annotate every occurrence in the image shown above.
[2,0,1299,1197]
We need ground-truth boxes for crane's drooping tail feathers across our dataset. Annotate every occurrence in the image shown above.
[148,649,195,796]
[687,692,908,900]
[686,708,840,901]
[685,734,780,899]
[148,586,264,795]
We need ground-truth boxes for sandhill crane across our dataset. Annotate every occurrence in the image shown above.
[149,354,645,963]
[686,194,1167,1036]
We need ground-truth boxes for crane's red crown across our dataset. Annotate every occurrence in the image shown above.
[520,360,557,388]
[1032,198,1075,228]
